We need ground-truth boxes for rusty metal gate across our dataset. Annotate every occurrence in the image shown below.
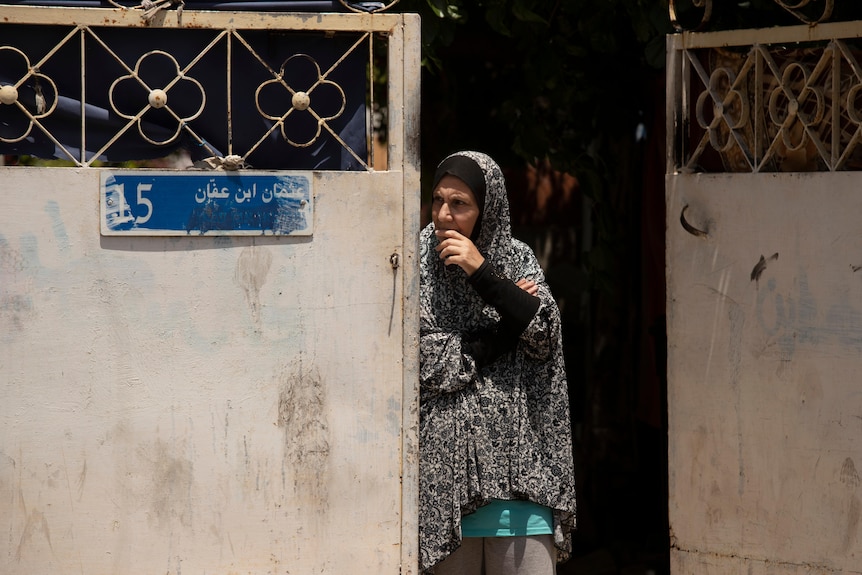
[667,3,862,574]
[0,4,421,574]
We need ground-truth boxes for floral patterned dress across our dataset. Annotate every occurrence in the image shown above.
[419,151,577,573]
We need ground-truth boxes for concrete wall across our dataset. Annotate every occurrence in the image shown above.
[1,167,418,574]
[667,173,862,574]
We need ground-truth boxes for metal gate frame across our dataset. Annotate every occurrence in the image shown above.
[666,11,862,575]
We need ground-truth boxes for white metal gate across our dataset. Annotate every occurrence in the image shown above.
[667,13,862,575]
[0,6,421,575]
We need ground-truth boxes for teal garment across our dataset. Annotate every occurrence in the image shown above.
[461,500,553,537]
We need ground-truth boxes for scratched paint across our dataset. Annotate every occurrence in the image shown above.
[667,173,862,574]
[0,166,418,575]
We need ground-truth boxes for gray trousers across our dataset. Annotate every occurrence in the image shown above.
[433,535,556,575]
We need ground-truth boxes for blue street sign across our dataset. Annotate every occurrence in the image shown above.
[100,171,313,236]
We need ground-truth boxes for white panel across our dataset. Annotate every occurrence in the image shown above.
[1,167,411,574]
[667,173,862,574]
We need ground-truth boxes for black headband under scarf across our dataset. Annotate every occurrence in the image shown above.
[432,155,486,241]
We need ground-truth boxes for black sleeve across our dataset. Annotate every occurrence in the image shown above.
[462,260,541,368]
[468,260,541,328]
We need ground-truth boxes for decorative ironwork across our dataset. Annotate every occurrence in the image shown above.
[101,0,187,22]
[775,0,834,25]
[254,50,358,158]
[108,50,206,147]
[672,33,862,173]
[0,47,59,144]
[95,0,403,21]
[0,8,400,170]
[670,0,712,33]
[670,0,835,31]
[338,0,400,13]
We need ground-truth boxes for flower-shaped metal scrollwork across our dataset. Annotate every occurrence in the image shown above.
[338,0,400,13]
[847,82,862,126]
[0,47,58,144]
[108,50,205,146]
[774,0,833,25]
[695,66,749,153]
[255,54,346,148]
[767,62,825,151]
[669,0,712,32]
[669,0,833,31]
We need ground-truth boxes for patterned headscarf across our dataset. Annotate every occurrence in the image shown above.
[420,151,544,336]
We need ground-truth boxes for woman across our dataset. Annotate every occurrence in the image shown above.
[419,151,576,575]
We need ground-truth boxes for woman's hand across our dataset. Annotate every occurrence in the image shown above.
[435,229,485,275]
[515,278,539,296]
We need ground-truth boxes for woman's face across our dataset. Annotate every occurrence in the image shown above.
[431,175,480,239]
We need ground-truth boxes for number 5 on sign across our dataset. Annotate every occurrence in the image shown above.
[136,183,153,224]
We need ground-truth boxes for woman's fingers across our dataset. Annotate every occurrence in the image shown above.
[516,278,539,295]
[434,231,484,275]
[435,235,469,262]
[439,242,470,267]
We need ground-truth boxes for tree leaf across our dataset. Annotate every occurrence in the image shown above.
[513,0,548,25]
[424,0,447,19]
